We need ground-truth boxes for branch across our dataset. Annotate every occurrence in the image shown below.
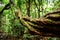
[44,10,60,17]
[0,0,14,14]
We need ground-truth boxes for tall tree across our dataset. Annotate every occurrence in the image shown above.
[26,0,30,17]
[38,0,41,18]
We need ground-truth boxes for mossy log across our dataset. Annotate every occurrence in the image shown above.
[18,10,60,37]
[22,16,60,37]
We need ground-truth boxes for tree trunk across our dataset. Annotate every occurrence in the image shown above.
[38,6,40,18]
[38,0,40,18]
[26,0,30,17]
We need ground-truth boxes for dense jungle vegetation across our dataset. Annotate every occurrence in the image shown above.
[0,0,60,40]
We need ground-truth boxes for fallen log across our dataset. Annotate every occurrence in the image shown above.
[16,7,60,37]
[22,16,60,37]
